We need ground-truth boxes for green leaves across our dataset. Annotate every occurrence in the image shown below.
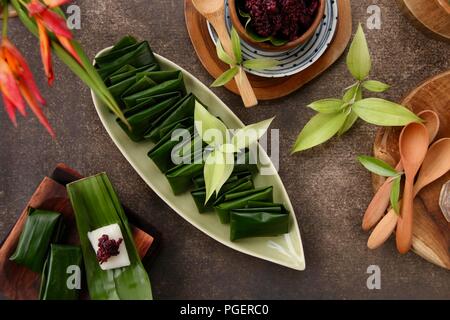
[358,155,403,215]
[363,80,390,92]
[204,149,234,203]
[211,27,279,87]
[231,28,242,64]
[353,98,422,126]
[195,102,273,203]
[346,23,371,81]
[292,111,348,153]
[307,99,345,114]
[242,58,279,70]
[216,41,235,65]
[390,176,401,215]
[211,66,239,87]
[194,100,228,146]
[357,155,398,177]
[232,117,274,150]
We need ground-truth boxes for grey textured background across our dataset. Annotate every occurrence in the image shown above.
[1,0,449,299]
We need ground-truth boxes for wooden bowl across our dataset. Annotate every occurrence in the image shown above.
[229,0,326,52]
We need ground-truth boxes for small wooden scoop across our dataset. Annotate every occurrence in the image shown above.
[191,0,258,108]
[368,138,450,249]
[397,123,430,253]
[362,110,440,231]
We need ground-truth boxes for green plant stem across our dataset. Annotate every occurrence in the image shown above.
[2,0,8,38]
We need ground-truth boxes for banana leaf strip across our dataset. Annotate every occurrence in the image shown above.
[96,42,145,66]
[148,125,195,173]
[39,244,83,300]
[158,116,194,138]
[166,162,204,195]
[122,72,185,108]
[193,177,254,213]
[193,170,252,189]
[118,95,182,142]
[230,211,289,241]
[212,177,254,206]
[214,186,273,224]
[67,173,152,300]
[10,208,63,273]
[109,64,158,85]
[108,77,137,104]
[145,93,196,142]
[122,76,157,97]
[96,36,137,62]
[97,41,158,80]
[123,92,181,118]
[246,201,289,214]
[136,70,182,84]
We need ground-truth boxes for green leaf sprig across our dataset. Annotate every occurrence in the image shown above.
[357,155,403,214]
[195,101,274,203]
[291,24,422,153]
[211,28,279,87]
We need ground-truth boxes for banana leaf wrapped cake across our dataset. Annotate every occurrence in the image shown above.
[97,36,291,242]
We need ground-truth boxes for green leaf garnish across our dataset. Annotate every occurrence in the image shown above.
[362,80,390,93]
[231,27,242,64]
[232,117,275,150]
[307,99,345,114]
[292,112,348,153]
[353,98,422,126]
[216,41,235,65]
[194,100,228,146]
[204,149,234,203]
[243,58,280,70]
[337,111,359,136]
[346,23,371,81]
[390,175,401,215]
[357,155,398,177]
[210,66,239,87]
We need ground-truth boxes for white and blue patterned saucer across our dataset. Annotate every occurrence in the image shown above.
[207,0,338,78]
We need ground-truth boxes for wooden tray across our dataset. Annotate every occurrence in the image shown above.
[0,164,161,300]
[184,0,352,100]
[373,70,450,270]
[396,0,450,43]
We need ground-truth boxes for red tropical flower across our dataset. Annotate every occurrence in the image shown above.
[0,39,55,137]
[27,0,81,85]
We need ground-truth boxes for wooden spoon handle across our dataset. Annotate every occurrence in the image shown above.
[362,178,394,231]
[367,209,398,249]
[362,162,403,231]
[209,18,258,108]
[396,177,414,253]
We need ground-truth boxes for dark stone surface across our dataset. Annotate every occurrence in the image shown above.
[0,1,449,299]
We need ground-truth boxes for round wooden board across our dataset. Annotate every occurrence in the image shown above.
[396,0,450,43]
[373,70,450,270]
[184,0,352,100]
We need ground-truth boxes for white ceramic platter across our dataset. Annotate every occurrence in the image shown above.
[91,49,305,270]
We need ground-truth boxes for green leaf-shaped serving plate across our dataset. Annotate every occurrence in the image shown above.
[91,49,305,270]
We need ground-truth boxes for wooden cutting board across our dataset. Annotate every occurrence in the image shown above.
[184,0,352,100]
[0,164,160,300]
[373,70,450,270]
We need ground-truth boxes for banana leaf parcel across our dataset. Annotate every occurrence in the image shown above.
[67,173,152,300]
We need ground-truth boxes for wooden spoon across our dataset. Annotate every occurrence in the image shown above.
[362,110,440,231]
[191,0,258,108]
[368,138,450,249]
[396,123,429,253]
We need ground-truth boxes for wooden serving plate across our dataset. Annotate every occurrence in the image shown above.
[0,164,161,300]
[184,0,352,100]
[373,70,450,270]
[396,0,450,43]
